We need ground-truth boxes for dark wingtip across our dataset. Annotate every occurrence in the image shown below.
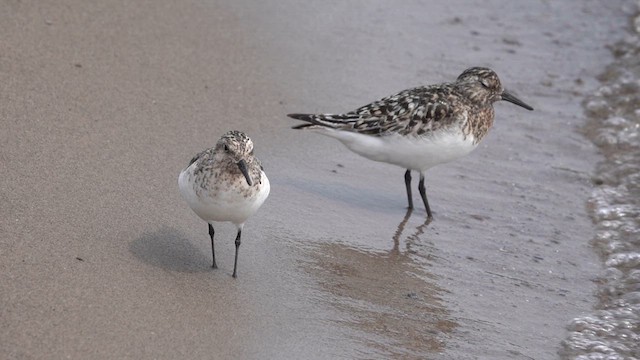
[287,113,312,121]
[187,151,204,166]
[291,123,315,130]
[288,113,319,130]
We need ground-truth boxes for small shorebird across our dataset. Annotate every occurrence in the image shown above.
[289,67,533,219]
[178,131,270,278]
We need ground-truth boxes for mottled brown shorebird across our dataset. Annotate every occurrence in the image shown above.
[288,67,533,219]
[178,131,270,278]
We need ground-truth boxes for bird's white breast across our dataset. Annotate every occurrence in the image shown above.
[178,165,270,226]
[317,128,478,172]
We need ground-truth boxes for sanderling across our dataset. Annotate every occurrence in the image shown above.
[178,130,270,278]
[289,67,533,219]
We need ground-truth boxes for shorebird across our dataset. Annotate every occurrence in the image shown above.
[288,67,533,219]
[178,130,270,278]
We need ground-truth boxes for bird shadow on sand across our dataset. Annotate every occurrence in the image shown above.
[129,226,211,273]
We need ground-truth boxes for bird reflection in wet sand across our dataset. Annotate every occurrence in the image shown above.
[289,67,533,220]
[391,209,433,256]
[303,227,455,357]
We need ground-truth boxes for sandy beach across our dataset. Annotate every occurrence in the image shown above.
[0,1,634,359]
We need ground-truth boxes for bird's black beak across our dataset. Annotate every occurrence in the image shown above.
[236,159,253,186]
[501,90,534,111]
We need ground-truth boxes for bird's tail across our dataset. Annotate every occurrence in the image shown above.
[288,113,361,130]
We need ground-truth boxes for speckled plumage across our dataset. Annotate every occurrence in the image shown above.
[178,130,270,278]
[288,67,533,219]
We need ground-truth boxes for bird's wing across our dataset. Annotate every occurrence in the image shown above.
[187,149,211,167]
[351,86,457,136]
[289,85,458,136]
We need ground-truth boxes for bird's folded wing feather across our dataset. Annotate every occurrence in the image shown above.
[289,85,457,136]
[348,86,456,136]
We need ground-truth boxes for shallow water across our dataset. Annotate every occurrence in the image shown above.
[560,6,640,359]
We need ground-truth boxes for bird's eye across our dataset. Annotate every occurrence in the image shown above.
[480,80,490,88]
[223,144,229,152]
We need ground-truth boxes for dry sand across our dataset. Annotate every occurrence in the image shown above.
[0,0,633,359]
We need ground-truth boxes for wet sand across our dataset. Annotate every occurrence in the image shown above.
[0,1,634,359]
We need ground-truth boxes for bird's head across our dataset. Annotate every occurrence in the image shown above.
[456,67,533,111]
[215,130,255,186]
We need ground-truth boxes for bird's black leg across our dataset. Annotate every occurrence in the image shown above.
[232,229,242,278]
[208,223,217,269]
[404,169,414,210]
[418,174,433,219]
